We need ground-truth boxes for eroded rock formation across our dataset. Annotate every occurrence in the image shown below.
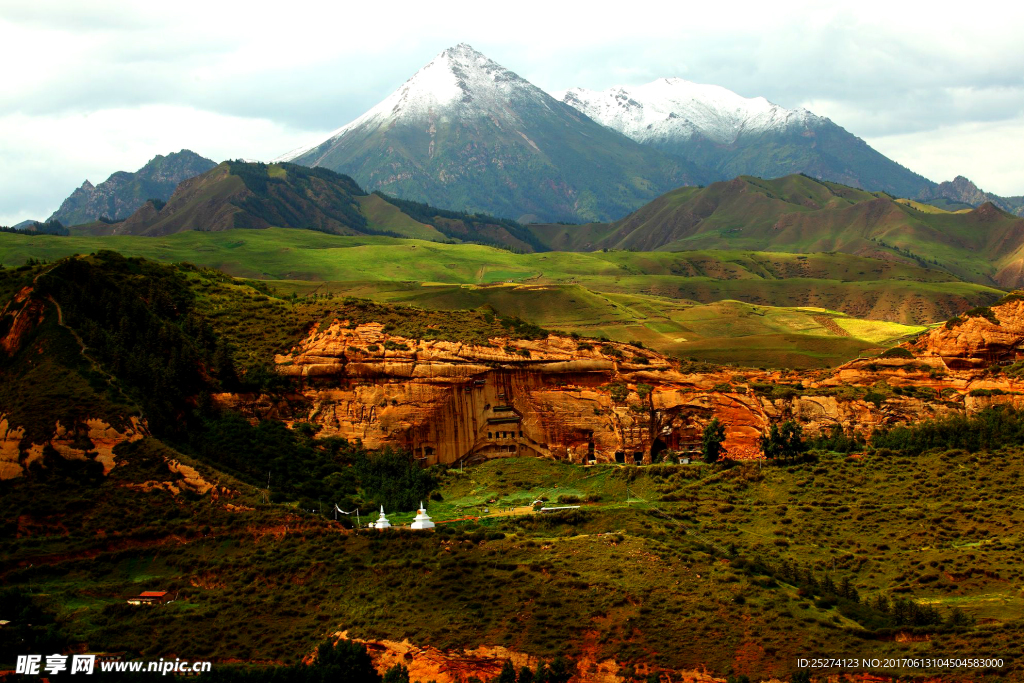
[214,295,1024,465]
[0,414,146,480]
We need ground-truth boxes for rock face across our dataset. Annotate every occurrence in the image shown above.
[920,176,1024,217]
[221,293,1024,465]
[47,150,216,226]
[0,413,146,480]
[208,311,1004,466]
[333,632,717,683]
[825,294,1024,412]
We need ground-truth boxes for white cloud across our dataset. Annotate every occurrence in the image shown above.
[0,106,327,225]
[867,117,1024,197]
[1,0,1023,223]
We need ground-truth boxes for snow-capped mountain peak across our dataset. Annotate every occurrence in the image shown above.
[558,78,827,145]
[276,43,544,163]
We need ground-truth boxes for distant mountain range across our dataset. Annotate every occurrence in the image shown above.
[81,160,1024,291]
[920,176,1024,216]
[528,174,1024,288]
[43,47,1020,227]
[275,44,700,223]
[559,78,935,200]
[48,150,216,226]
[78,160,546,251]
[276,44,1020,222]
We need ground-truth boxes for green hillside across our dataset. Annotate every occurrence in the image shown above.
[3,255,1023,681]
[529,174,1024,288]
[0,229,999,367]
[0,229,999,318]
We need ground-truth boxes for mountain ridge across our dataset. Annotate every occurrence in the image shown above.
[277,43,700,223]
[559,79,936,199]
[47,150,216,226]
[81,160,548,251]
[920,175,1024,216]
[527,173,1024,288]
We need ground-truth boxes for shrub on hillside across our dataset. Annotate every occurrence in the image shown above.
[871,406,1024,455]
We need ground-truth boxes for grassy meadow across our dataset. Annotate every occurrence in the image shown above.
[0,229,990,368]
[4,452,1022,680]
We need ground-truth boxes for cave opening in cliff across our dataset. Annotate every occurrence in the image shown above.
[614,450,625,464]
[633,451,643,464]
[651,438,668,461]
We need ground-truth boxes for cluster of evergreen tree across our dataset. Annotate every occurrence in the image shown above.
[0,220,68,235]
[494,657,575,683]
[24,254,443,511]
[735,556,971,632]
[0,588,68,666]
[187,413,438,511]
[807,423,865,453]
[701,418,726,463]
[759,420,806,460]
[870,406,1024,455]
[34,251,237,434]
[865,594,972,629]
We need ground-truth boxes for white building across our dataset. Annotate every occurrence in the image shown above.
[372,505,391,530]
[410,502,435,530]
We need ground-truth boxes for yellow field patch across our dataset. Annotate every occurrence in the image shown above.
[834,317,925,343]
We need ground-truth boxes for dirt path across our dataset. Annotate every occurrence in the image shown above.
[31,264,136,406]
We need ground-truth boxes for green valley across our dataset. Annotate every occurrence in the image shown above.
[1,228,993,367]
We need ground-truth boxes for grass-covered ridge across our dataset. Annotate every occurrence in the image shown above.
[528,173,1024,288]
[0,230,997,367]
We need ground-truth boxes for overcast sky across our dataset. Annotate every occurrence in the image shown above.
[2,0,1023,224]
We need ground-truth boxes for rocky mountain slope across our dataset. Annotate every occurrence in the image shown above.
[277,44,697,223]
[5,253,1018,477]
[47,150,215,226]
[529,173,1024,288]
[560,79,936,199]
[920,175,1024,216]
[86,160,544,249]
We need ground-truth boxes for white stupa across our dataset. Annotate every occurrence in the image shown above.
[410,501,435,530]
[372,505,391,530]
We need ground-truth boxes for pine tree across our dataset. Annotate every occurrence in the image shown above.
[702,418,727,463]
[498,660,517,683]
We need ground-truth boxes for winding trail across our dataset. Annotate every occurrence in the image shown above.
[31,264,138,408]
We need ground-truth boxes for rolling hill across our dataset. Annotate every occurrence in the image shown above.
[71,160,545,250]
[528,174,1024,288]
[276,44,699,223]
[0,228,1002,367]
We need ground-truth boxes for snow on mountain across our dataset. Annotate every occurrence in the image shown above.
[276,43,549,163]
[273,44,694,223]
[558,78,827,145]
